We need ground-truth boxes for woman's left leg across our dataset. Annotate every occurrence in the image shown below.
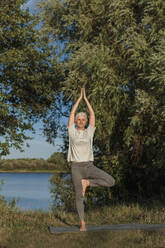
[86,162,115,187]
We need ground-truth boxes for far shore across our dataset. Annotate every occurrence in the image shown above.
[0,169,69,173]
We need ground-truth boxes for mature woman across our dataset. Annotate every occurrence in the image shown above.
[67,88,115,231]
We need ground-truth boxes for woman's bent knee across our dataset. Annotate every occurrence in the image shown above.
[111,178,115,187]
[109,177,115,187]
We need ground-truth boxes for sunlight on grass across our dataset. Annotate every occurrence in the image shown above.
[1,199,165,248]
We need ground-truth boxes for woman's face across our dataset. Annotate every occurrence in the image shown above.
[75,115,87,129]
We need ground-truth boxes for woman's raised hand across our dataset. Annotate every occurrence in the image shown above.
[78,88,83,100]
[81,87,95,126]
[82,88,87,100]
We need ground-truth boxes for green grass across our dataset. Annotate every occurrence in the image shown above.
[1,199,165,248]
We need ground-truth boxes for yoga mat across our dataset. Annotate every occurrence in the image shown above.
[49,224,165,234]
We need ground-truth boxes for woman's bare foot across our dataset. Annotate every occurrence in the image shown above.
[80,220,87,231]
[81,179,90,197]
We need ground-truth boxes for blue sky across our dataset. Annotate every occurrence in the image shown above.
[5,121,62,159]
[24,0,39,11]
[4,0,62,160]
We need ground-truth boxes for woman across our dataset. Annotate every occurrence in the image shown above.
[67,88,115,231]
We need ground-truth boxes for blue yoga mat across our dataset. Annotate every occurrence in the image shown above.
[49,224,165,234]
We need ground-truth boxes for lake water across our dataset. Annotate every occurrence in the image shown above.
[0,173,53,211]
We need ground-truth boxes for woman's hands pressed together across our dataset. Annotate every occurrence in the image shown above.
[81,88,88,101]
[82,87,95,127]
[79,88,83,101]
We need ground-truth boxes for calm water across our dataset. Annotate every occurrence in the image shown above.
[0,173,53,211]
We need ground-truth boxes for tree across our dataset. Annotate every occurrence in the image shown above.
[0,0,62,155]
[40,0,165,200]
[47,151,67,170]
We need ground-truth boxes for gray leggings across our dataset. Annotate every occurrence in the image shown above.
[71,161,115,221]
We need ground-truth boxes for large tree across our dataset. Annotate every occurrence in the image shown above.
[41,0,165,200]
[0,0,62,155]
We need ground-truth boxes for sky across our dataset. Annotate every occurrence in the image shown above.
[5,121,62,160]
[4,0,62,160]
[23,0,39,11]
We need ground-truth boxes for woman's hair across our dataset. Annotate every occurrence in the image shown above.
[75,112,87,120]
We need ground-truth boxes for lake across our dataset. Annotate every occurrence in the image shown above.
[0,172,53,211]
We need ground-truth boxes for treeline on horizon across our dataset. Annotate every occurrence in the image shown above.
[0,152,68,171]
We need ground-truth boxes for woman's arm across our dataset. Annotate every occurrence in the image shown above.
[83,88,95,127]
[68,89,83,127]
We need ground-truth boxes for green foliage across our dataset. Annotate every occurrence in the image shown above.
[0,0,62,156]
[0,151,70,171]
[0,158,59,171]
[40,0,165,201]
[50,173,75,212]
[47,152,68,170]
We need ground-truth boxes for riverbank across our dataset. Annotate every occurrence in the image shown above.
[1,199,165,248]
[0,157,69,173]
[0,169,69,173]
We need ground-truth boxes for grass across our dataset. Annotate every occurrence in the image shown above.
[1,199,165,248]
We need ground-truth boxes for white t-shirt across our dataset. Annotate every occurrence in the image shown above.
[67,124,96,162]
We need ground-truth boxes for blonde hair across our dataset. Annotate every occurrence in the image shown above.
[75,112,87,121]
